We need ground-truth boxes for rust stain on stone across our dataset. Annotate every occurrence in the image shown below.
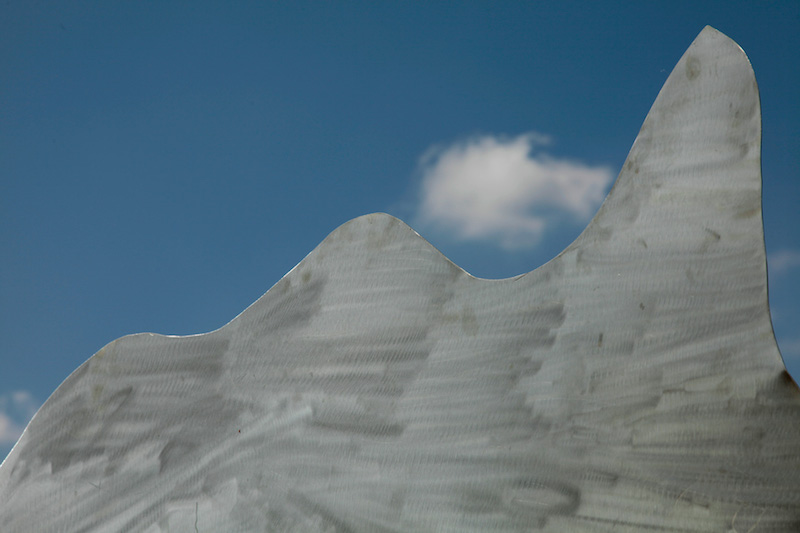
[781,369,800,394]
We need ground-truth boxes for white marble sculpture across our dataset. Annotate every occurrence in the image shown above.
[1,27,798,532]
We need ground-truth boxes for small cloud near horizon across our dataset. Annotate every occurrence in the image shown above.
[769,249,800,276]
[0,391,40,453]
[778,338,800,361]
[414,133,613,249]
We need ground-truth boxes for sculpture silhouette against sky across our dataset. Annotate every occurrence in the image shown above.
[1,27,798,532]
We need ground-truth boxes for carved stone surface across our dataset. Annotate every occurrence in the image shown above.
[1,27,798,531]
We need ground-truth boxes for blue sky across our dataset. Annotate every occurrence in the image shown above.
[1,2,798,459]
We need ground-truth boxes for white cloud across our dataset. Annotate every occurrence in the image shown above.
[415,133,614,249]
[769,249,800,276]
[0,390,39,446]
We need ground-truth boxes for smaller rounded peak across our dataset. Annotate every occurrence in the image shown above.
[324,212,421,245]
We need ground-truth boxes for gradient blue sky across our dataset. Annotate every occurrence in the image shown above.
[2,1,798,459]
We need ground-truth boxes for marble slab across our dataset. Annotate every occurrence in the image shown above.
[1,26,798,532]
